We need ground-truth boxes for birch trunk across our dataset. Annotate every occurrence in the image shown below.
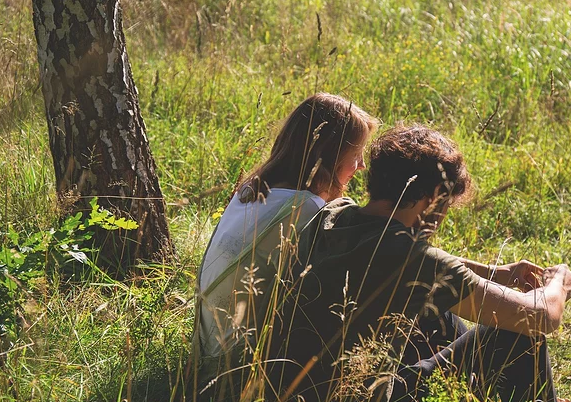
[32,0,174,274]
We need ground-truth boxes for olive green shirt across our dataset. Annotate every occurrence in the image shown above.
[268,198,480,401]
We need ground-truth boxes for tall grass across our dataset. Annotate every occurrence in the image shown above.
[0,0,570,399]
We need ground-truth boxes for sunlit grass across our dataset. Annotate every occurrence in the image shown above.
[0,0,570,399]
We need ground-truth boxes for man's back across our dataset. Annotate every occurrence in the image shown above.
[267,198,478,401]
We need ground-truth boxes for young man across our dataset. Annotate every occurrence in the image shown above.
[267,125,571,402]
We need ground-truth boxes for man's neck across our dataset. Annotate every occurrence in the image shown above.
[360,198,429,228]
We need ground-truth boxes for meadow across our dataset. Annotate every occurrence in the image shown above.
[0,0,570,400]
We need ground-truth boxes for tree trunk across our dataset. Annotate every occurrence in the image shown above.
[31,0,174,274]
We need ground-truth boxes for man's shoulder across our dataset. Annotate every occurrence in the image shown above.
[315,198,411,242]
[300,197,424,260]
[322,197,359,214]
[320,197,359,229]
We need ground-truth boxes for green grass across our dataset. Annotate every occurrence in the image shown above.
[1,0,570,400]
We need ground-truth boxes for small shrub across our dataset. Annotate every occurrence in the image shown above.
[424,369,476,402]
[0,197,138,340]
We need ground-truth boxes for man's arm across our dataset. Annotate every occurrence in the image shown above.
[449,264,571,335]
[459,258,543,290]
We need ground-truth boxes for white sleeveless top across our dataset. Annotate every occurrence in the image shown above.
[197,189,325,357]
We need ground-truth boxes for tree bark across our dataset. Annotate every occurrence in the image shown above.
[32,0,174,274]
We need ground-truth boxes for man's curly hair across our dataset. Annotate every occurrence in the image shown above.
[367,124,472,207]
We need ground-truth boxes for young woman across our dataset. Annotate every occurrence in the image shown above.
[192,93,378,401]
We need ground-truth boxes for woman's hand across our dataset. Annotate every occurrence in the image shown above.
[493,260,543,290]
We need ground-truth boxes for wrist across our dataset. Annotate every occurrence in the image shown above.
[492,265,513,286]
[487,264,495,279]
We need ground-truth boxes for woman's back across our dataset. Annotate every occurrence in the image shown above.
[198,188,324,357]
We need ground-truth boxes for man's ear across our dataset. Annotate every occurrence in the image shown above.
[424,186,440,208]
[418,196,433,215]
[432,184,452,205]
[431,185,443,201]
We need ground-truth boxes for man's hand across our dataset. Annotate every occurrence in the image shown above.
[494,260,543,290]
[542,264,571,301]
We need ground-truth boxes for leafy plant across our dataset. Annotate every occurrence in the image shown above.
[1,0,571,399]
[0,197,138,340]
[424,370,475,402]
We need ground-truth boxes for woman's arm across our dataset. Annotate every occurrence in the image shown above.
[459,258,543,290]
[449,264,571,335]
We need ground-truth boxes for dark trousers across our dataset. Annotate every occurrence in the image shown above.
[391,312,556,402]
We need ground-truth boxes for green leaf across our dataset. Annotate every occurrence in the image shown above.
[6,226,19,245]
[89,196,99,210]
[88,207,112,226]
[86,198,139,231]
[111,217,139,230]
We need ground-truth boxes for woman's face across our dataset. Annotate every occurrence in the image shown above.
[336,144,367,188]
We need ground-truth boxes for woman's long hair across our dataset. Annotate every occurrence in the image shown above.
[238,93,378,203]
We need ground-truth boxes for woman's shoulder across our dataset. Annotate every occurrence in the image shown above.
[223,188,324,222]
[260,188,325,212]
[269,187,323,201]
